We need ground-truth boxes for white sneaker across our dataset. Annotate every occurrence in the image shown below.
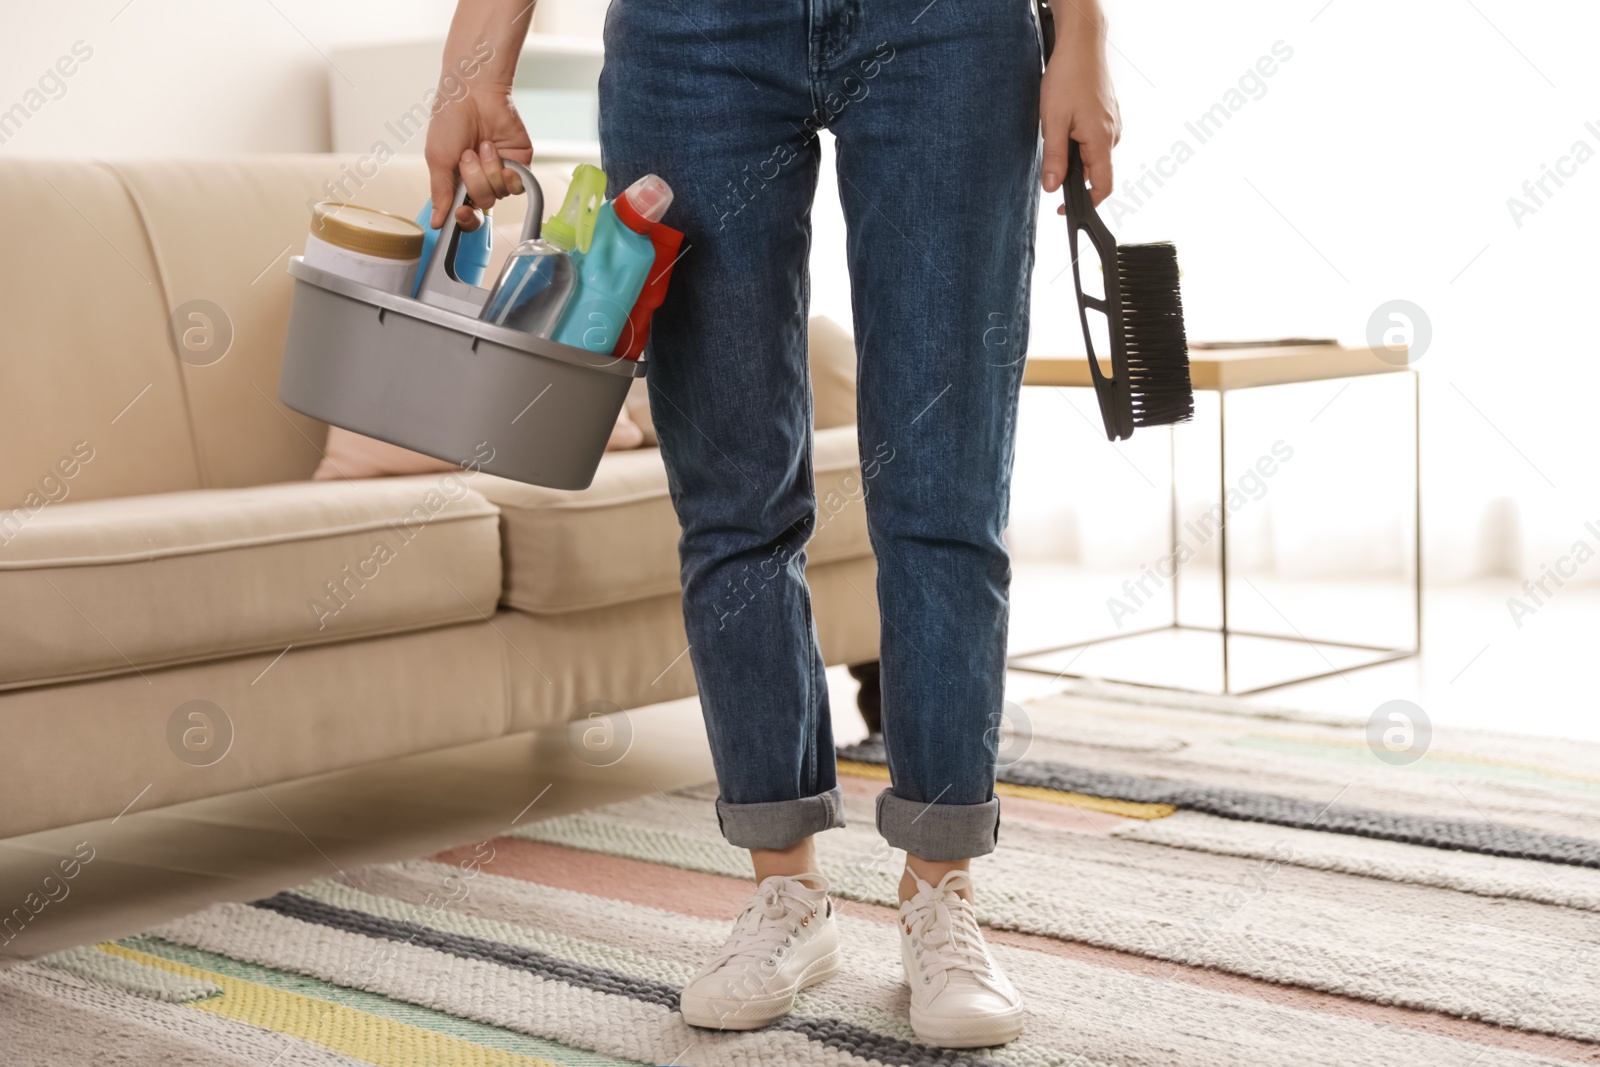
[679,872,840,1030]
[899,870,1024,1048]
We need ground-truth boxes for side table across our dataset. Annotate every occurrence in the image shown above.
[1011,343,1420,695]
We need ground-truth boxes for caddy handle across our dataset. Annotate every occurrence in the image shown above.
[416,159,544,318]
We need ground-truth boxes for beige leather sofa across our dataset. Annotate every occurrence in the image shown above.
[0,156,879,839]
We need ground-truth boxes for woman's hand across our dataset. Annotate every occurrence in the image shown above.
[424,0,536,230]
[424,90,533,230]
[1039,0,1121,209]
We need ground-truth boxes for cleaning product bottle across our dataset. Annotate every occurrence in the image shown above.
[552,174,674,355]
[411,200,493,297]
[480,164,606,335]
[541,163,606,255]
[480,239,575,335]
[615,220,684,360]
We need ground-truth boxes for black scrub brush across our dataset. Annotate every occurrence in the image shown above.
[1038,0,1194,441]
[1061,140,1194,439]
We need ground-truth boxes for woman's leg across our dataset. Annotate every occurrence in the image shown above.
[752,837,820,883]
[828,0,1041,1047]
[600,0,845,1032]
[600,0,842,853]
[903,857,971,902]
[830,0,1040,874]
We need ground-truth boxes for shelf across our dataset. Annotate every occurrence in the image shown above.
[520,33,605,58]
[328,36,603,157]
[531,139,601,161]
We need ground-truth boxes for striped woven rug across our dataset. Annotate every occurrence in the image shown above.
[6,681,1600,1066]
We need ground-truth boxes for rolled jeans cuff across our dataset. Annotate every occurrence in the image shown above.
[876,789,1001,862]
[715,787,846,850]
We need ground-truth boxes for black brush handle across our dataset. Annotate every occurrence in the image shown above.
[1038,0,1134,440]
[1062,141,1134,441]
[1036,0,1056,61]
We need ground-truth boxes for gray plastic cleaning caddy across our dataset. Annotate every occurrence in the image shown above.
[279,161,645,490]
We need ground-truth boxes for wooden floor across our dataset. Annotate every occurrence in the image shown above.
[3,574,1593,965]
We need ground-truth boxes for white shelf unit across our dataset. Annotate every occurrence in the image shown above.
[328,35,603,164]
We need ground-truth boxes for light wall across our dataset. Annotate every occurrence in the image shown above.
[999,0,1600,586]
[6,0,1597,589]
[0,1,458,156]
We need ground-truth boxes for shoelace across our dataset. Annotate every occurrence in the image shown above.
[711,876,823,973]
[903,871,1005,993]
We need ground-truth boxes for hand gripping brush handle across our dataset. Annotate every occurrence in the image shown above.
[1038,0,1195,441]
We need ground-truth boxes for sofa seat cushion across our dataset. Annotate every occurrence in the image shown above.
[0,476,502,690]
[477,424,877,615]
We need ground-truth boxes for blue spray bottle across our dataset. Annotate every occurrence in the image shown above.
[552,174,674,355]
[411,200,493,297]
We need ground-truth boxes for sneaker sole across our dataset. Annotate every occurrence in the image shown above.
[680,949,842,1031]
[909,1002,1026,1048]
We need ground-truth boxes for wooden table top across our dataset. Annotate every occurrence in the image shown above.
[1022,343,1411,392]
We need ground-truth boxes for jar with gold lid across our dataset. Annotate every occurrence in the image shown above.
[303,202,425,295]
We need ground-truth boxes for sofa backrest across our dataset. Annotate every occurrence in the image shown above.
[0,155,561,508]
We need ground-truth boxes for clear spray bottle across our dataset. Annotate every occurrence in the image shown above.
[480,163,606,337]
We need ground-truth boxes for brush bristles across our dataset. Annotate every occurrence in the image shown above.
[1118,241,1194,427]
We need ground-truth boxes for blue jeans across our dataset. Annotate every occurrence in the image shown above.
[600,0,1041,862]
